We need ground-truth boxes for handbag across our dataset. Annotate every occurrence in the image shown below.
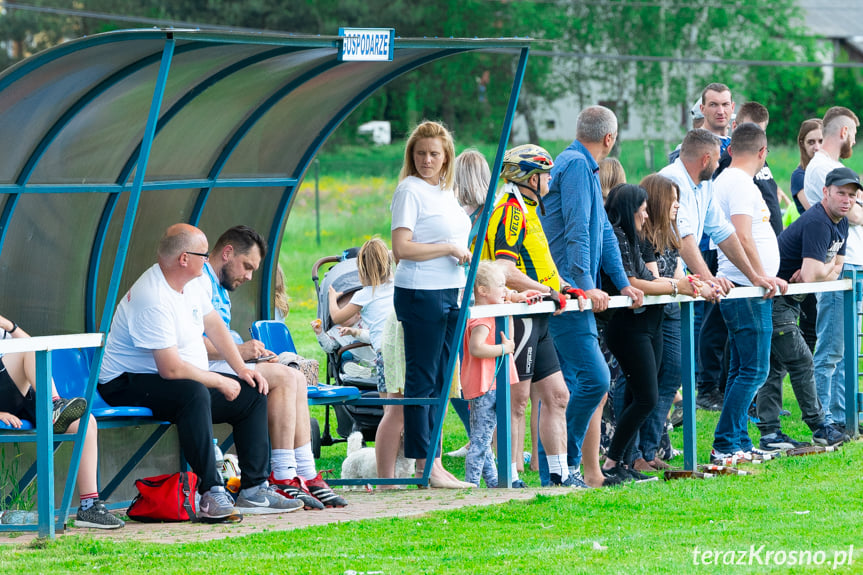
[126,471,199,522]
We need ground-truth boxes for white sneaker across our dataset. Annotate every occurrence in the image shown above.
[446,443,470,458]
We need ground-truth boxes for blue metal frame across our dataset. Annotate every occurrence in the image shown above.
[844,269,860,436]
[680,300,697,470]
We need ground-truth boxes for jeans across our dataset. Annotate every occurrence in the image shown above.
[813,264,862,425]
[638,305,681,461]
[395,286,460,460]
[698,301,728,396]
[537,310,610,485]
[757,297,825,434]
[465,389,498,488]
[713,296,772,453]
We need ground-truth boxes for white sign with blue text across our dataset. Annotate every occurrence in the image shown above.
[339,28,395,62]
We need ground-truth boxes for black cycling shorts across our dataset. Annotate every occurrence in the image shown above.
[512,314,560,383]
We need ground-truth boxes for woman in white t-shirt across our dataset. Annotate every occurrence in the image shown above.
[391,121,473,489]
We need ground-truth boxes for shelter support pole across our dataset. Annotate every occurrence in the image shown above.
[680,299,697,470]
[34,350,56,538]
[494,317,513,488]
[425,46,530,487]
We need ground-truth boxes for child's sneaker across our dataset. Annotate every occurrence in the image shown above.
[75,500,125,529]
[304,472,348,507]
[52,397,87,433]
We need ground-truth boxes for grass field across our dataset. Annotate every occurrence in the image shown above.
[2,140,863,572]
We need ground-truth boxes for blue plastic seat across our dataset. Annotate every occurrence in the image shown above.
[250,320,360,402]
[51,348,155,418]
[250,320,297,354]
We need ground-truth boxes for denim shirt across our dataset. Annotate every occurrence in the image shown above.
[541,140,629,293]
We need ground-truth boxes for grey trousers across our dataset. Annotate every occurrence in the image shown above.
[756,296,826,434]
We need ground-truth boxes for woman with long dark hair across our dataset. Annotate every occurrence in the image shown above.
[600,183,700,482]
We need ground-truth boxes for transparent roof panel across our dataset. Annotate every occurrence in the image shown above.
[0,29,528,335]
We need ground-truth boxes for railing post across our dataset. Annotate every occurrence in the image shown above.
[680,299,697,470]
[844,268,860,438]
[495,316,512,488]
[34,349,56,538]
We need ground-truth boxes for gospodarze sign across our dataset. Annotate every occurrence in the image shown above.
[338,28,395,62]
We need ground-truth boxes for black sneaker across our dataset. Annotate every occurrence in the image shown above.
[548,471,589,488]
[511,479,527,488]
[52,397,87,434]
[830,423,853,443]
[601,464,633,484]
[75,500,125,530]
[622,465,659,483]
[760,431,809,451]
[813,424,845,447]
[696,393,721,412]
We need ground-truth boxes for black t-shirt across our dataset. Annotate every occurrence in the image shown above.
[715,153,783,236]
[601,226,655,296]
[777,202,847,281]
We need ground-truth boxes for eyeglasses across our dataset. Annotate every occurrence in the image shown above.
[185,251,209,260]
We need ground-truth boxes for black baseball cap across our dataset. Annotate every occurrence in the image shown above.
[825,166,863,190]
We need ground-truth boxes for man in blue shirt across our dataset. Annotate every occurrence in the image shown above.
[539,105,643,485]
[202,226,346,508]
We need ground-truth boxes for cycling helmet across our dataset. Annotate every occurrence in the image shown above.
[501,144,554,183]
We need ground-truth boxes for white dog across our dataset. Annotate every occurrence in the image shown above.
[340,431,415,489]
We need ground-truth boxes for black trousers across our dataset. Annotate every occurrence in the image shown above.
[394,286,460,460]
[605,306,664,463]
[100,372,269,493]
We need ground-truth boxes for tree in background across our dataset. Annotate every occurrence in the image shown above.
[0,0,859,147]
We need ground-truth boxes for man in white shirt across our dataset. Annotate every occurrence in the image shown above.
[709,123,787,464]
[99,224,301,522]
[201,225,346,508]
[659,129,773,410]
[802,106,862,435]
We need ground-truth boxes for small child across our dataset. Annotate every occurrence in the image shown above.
[328,239,405,481]
[310,313,377,377]
[460,261,521,488]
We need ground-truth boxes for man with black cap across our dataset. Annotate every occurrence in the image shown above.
[802,107,862,436]
[756,166,861,451]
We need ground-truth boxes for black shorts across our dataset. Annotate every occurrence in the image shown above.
[0,358,36,423]
[513,314,560,382]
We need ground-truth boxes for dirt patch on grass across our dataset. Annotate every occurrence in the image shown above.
[1,487,566,546]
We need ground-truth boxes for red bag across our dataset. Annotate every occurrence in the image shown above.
[127,472,199,522]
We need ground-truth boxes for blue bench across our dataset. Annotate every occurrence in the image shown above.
[1,345,173,531]
[250,320,361,404]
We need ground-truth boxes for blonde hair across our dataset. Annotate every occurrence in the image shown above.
[454,148,491,212]
[399,120,456,191]
[474,261,506,299]
[357,237,392,288]
[274,264,289,318]
[599,157,626,201]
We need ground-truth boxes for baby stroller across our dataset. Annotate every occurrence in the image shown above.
[311,249,384,450]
